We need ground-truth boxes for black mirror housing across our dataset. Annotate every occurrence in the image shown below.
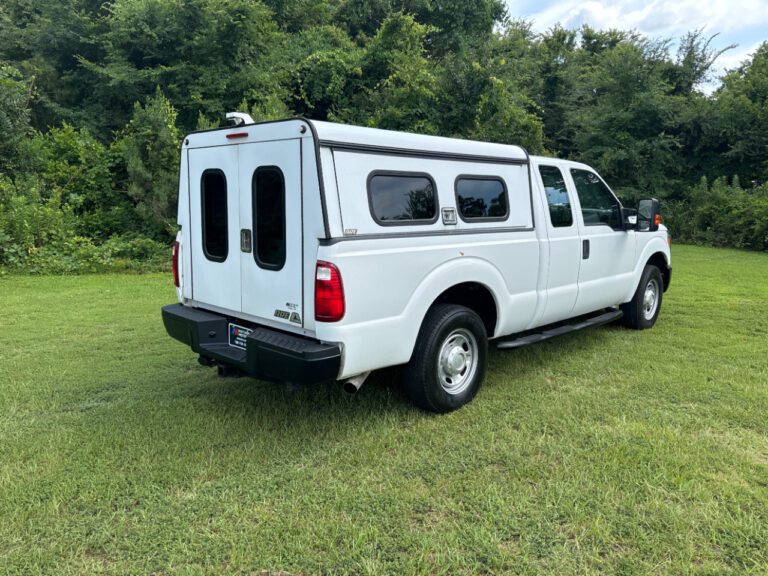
[636,198,661,232]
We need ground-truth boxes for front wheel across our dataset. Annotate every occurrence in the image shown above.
[403,304,488,413]
[621,265,663,329]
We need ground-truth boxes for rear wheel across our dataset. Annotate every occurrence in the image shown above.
[404,304,487,413]
[621,265,663,329]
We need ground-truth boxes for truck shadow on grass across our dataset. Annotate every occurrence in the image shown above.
[43,324,640,494]
[183,323,619,425]
[126,327,616,475]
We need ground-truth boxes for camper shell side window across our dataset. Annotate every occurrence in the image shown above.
[366,171,439,226]
[454,175,509,222]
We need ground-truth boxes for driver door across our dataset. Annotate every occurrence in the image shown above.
[568,167,635,315]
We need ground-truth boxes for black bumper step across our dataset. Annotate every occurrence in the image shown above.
[162,304,341,384]
[496,309,623,350]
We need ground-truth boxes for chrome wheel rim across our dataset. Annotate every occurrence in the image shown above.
[643,278,660,320]
[437,328,478,395]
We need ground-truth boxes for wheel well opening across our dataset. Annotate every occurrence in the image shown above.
[647,252,670,291]
[435,282,498,336]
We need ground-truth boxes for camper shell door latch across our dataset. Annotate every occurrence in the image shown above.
[240,229,252,253]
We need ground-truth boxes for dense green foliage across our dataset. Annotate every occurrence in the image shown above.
[0,1,766,272]
[667,178,768,251]
[1,245,767,573]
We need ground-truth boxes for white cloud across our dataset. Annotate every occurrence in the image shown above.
[715,40,764,72]
[512,0,768,37]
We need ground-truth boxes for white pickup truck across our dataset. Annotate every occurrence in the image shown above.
[162,116,671,412]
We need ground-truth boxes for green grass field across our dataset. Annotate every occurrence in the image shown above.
[1,244,767,575]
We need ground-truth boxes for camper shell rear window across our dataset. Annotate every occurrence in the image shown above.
[201,169,228,262]
[252,166,286,271]
[367,171,438,226]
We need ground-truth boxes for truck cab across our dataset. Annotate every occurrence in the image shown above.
[163,116,670,412]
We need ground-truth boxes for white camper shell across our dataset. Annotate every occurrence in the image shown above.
[162,117,671,412]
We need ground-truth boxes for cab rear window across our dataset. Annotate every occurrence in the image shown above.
[539,165,573,228]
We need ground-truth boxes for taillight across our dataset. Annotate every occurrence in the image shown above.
[172,241,180,288]
[315,261,345,322]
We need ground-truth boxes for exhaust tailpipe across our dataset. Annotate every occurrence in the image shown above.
[342,372,371,395]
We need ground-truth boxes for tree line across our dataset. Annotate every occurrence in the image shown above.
[1,0,766,272]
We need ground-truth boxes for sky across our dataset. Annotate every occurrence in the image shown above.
[505,0,768,89]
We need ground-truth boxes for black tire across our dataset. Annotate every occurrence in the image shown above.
[620,265,663,330]
[403,304,488,413]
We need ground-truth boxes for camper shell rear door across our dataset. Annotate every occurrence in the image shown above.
[184,121,307,333]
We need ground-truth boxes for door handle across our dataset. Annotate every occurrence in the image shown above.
[582,239,590,259]
[240,229,252,253]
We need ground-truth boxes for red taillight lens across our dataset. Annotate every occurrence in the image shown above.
[172,241,180,288]
[315,261,345,322]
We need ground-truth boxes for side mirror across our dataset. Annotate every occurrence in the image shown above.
[621,207,637,230]
[636,198,661,232]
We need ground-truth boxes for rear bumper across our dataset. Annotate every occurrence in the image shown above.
[162,304,341,384]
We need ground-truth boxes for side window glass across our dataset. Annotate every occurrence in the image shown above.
[538,165,573,227]
[201,169,228,262]
[570,168,621,229]
[253,166,286,270]
[368,172,438,224]
[455,177,508,221]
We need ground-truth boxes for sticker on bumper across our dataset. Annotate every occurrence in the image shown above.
[228,323,253,350]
